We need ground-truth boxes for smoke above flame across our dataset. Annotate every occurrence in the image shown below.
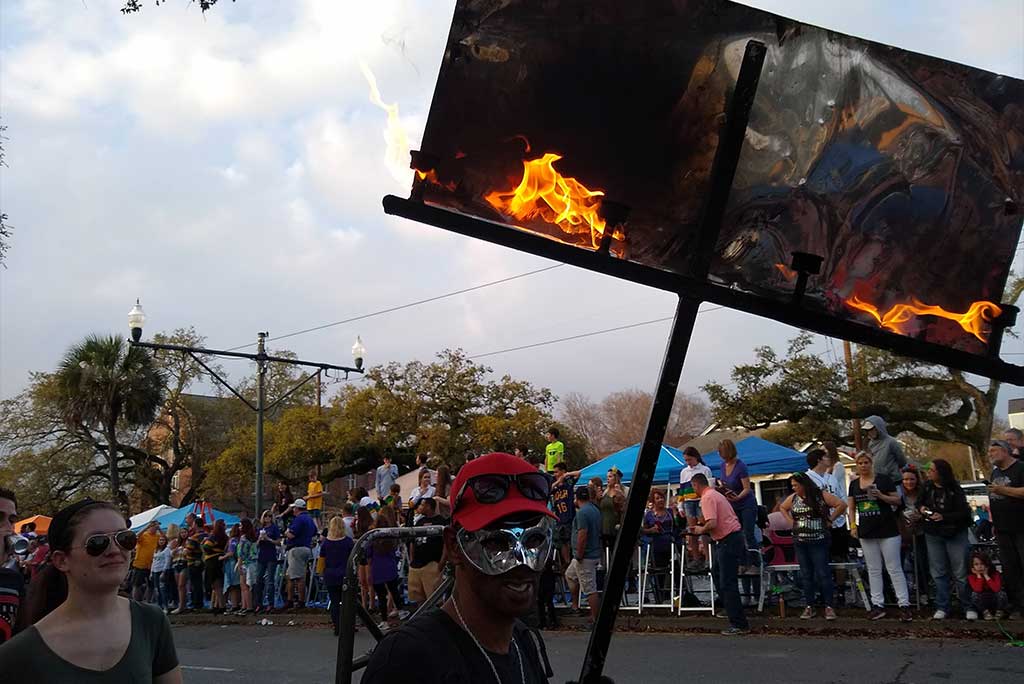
[358,60,413,186]
[845,295,1002,343]
[485,153,621,248]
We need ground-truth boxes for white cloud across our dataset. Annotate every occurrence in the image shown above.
[1,0,1022,411]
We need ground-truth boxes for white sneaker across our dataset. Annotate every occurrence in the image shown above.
[170,607,183,615]
[932,609,947,620]
[965,610,979,621]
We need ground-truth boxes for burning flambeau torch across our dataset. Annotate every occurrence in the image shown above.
[845,295,1002,343]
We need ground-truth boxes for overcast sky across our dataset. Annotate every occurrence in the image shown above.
[1,0,1023,413]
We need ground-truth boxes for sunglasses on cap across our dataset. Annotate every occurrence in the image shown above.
[80,530,138,557]
[453,472,552,511]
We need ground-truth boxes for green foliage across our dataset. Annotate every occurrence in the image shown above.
[52,334,165,504]
[703,332,998,453]
[0,447,108,516]
[0,329,248,511]
[202,348,569,503]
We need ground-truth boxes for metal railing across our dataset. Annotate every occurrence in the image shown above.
[334,525,450,684]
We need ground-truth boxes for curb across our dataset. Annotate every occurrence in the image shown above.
[169,610,1018,641]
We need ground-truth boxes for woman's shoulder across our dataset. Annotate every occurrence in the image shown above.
[0,623,44,669]
[131,597,166,623]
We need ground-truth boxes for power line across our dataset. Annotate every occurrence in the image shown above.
[469,306,726,359]
[226,263,566,351]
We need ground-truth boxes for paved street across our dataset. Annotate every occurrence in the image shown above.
[172,623,1024,683]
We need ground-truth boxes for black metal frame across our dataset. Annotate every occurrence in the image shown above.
[373,30,1024,684]
[381,199,1024,386]
[335,525,449,683]
[129,336,363,514]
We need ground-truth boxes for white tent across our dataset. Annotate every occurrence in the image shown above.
[369,468,433,502]
[129,504,177,530]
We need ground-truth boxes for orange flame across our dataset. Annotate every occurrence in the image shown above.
[775,263,797,281]
[415,169,456,191]
[484,153,621,247]
[845,295,1002,342]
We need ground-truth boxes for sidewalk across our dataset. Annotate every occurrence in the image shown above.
[168,606,1018,641]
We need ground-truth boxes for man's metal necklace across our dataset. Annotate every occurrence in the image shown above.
[450,595,525,684]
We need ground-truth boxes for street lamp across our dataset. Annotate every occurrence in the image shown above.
[128,300,146,343]
[352,336,366,370]
[126,300,366,515]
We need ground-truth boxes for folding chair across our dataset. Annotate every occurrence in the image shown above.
[639,543,675,612]
[677,535,715,615]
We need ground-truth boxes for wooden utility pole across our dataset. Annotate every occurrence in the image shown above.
[844,340,863,451]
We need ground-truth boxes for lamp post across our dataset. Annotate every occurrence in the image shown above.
[127,300,365,515]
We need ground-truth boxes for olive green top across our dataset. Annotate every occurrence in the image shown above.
[0,600,178,683]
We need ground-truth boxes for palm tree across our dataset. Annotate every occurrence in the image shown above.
[54,334,165,506]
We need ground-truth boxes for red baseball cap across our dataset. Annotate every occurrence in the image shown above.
[451,452,556,532]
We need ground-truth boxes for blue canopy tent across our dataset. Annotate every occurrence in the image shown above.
[578,436,806,485]
[701,436,807,477]
[579,444,687,485]
[132,505,240,532]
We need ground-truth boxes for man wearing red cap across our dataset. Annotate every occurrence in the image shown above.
[362,453,555,683]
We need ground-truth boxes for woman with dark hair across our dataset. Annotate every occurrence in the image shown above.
[780,472,847,620]
[355,505,376,612]
[370,506,404,627]
[221,523,241,612]
[0,499,181,682]
[678,446,713,567]
[254,510,281,614]
[236,518,259,616]
[433,465,453,518]
[919,458,972,620]
[170,525,190,614]
[899,465,930,604]
[202,519,228,614]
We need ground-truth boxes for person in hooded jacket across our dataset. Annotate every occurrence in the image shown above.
[861,416,908,483]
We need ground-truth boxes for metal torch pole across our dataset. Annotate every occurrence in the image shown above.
[578,39,766,684]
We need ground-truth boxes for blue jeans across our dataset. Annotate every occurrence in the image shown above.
[255,560,277,608]
[715,531,749,629]
[736,505,761,597]
[151,570,169,609]
[925,530,969,613]
[795,539,833,607]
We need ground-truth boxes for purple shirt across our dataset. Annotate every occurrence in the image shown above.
[370,543,399,585]
[321,537,355,587]
[719,459,756,511]
[643,509,674,552]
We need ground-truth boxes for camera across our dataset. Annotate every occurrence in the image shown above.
[4,534,29,556]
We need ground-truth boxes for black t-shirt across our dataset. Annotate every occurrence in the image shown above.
[991,460,1024,533]
[361,607,550,684]
[849,474,899,539]
[410,515,446,569]
[0,567,23,645]
[551,476,576,527]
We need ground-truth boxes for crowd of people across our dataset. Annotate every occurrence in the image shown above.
[535,420,1024,635]
[1,421,1023,680]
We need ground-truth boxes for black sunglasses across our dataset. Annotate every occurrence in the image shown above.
[82,530,138,557]
[454,472,552,511]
